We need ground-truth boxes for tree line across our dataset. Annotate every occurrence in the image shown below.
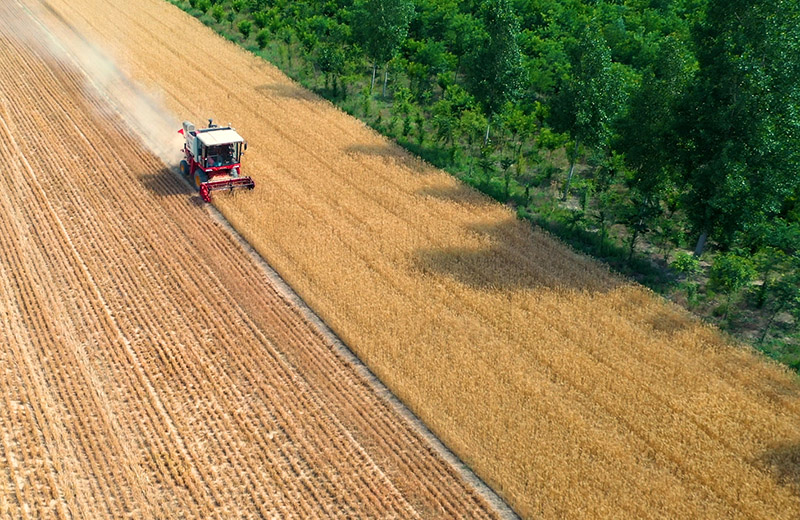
[175,0,800,368]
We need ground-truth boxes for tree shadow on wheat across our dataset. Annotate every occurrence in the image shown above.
[761,443,800,498]
[138,168,204,206]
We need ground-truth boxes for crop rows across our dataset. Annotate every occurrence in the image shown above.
[0,2,502,518]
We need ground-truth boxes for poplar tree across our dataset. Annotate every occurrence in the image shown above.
[353,0,414,95]
[464,0,525,146]
[679,0,800,256]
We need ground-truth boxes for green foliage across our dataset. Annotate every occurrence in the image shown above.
[403,38,454,100]
[616,36,692,202]
[457,108,487,152]
[316,43,346,89]
[253,11,270,29]
[709,253,756,298]
[211,4,225,23]
[353,0,415,66]
[672,251,701,277]
[414,111,426,145]
[758,263,800,345]
[392,86,414,116]
[464,0,525,119]
[679,0,800,252]
[238,19,252,39]
[550,26,626,151]
[255,28,270,49]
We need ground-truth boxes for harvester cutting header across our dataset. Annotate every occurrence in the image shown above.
[179,119,255,202]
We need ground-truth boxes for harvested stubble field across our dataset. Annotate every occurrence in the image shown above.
[4,0,800,518]
[0,1,507,518]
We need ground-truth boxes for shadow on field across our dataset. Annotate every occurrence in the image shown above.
[413,217,622,293]
[644,308,693,337]
[343,143,412,162]
[762,443,800,496]
[343,143,434,176]
[417,183,488,207]
[254,82,313,101]
[139,168,202,205]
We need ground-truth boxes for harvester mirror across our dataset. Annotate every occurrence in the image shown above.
[244,142,248,151]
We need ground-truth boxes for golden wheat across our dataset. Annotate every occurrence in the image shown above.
[29,0,800,517]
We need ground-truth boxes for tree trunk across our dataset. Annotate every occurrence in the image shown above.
[756,265,775,308]
[370,63,377,94]
[484,119,491,146]
[561,141,580,201]
[599,222,607,256]
[694,229,708,257]
[759,306,782,345]
[724,292,733,322]
[382,67,389,98]
[628,228,639,262]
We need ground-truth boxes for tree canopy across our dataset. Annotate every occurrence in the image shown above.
[679,0,800,254]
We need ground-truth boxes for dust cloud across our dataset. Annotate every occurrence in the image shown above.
[10,0,182,165]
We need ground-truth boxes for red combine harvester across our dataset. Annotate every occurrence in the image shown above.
[178,119,255,202]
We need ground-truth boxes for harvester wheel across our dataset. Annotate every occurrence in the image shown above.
[194,170,208,189]
[179,160,190,177]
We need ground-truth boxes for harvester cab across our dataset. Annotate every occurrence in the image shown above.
[179,119,255,202]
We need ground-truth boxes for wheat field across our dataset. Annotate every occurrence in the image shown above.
[28,0,800,517]
[0,1,507,517]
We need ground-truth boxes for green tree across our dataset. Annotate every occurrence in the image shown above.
[256,28,270,49]
[353,0,415,95]
[316,43,346,93]
[432,98,457,149]
[550,27,626,200]
[500,102,539,170]
[238,19,252,39]
[672,250,702,304]
[252,11,269,30]
[758,264,800,345]
[464,0,525,145]
[458,108,488,174]
[616,37,693,244]
[678,0,800,256]
[403,38,454,101]
[211,4,225,23]
[443,12,485,76]
[709,252,756,321]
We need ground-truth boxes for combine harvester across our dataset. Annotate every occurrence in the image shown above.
[179,119,255,202]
